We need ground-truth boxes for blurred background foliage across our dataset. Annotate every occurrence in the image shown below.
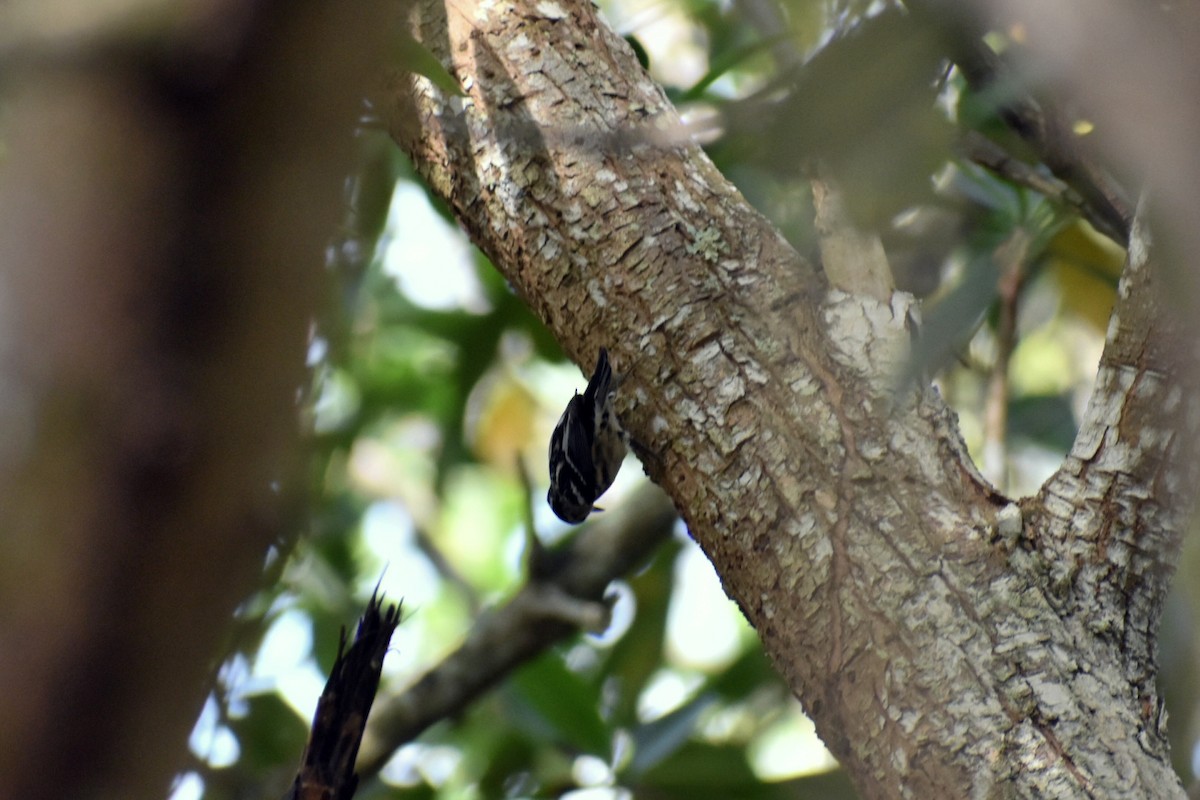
[172,1,1200,799]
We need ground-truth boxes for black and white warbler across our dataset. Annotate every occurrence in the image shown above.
[547,348,628,524]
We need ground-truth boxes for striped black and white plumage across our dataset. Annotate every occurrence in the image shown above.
[547,348,628,524]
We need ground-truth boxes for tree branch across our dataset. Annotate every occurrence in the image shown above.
[384,0,1189,795]
[356,483,677,780]
[903,0,1134,246]
[1027,210,1200,723]
[957,130,1092,220]
[980,226,1032,489]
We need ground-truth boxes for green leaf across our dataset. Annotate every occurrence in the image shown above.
[227,692,310,770]
[509,651,612,757]
[349,136,404,244]
[627,691,717,777]
[1008,394,1077,453]
[602,540,680,726]
[637,741,775,798]
[680,36,789,103]
[773,767,859,799]
[903,252,996,383]
[396,32,465,97]
[476,729,539,797]
[708,644,779,701]
[625,647,784,778]
[355,780,436,800]
[625,35,650,70]
[748,9,954,228]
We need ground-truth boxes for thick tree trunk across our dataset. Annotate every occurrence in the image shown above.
[387,0,1197,796]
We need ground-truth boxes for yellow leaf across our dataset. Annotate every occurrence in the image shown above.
[1045,222,1123,331]
[471,372,538,473]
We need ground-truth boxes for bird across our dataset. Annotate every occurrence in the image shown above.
[547,348,628,524]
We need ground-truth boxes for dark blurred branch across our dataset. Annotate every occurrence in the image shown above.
[0,4,389,797]
[355,482,677,781]
[905,0,1133,246]
[958,131,1072,206]
[286,593,401,800]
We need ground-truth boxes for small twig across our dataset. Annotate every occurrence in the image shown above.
[412,525,480,614]
[981,228,1032,490]
[958,131,1070,202]
[516,454,552,580]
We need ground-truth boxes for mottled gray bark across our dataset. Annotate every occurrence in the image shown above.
[387,0,1197,796]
